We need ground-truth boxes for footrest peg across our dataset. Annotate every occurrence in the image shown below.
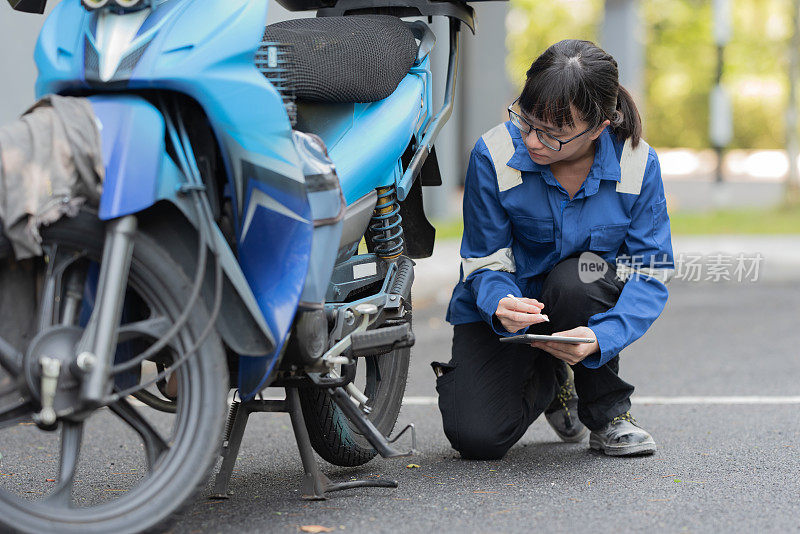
[350,323,414,358]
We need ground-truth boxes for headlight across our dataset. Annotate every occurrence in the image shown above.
[82,0,150,11]
[82,0,109,9]
[114,0,146,8]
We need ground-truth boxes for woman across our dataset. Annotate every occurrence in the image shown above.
[435,39,674,460]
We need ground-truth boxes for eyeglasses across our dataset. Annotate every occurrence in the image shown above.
[507,99,594,152]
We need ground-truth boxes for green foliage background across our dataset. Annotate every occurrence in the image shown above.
[506,0,791,149]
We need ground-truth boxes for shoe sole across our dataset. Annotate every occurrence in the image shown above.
[553,425,589,443]
[589,435,657,456]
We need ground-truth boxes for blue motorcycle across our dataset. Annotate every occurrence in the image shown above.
[0,0,486,531]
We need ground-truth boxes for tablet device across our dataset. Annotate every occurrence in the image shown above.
[499,334,595,345]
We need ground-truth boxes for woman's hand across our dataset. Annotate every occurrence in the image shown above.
[495,297,548,333]
[530,326,599,365]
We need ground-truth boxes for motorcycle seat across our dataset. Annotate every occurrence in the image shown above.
[262,16,419,103]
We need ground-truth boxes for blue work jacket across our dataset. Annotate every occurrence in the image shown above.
[445,121,674,369]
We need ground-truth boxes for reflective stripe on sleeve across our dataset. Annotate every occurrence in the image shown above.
[616,264,674,285]
[482,124,523,192]
[640,267,675,284]
[461,248,516,282]
[617,138,650,195]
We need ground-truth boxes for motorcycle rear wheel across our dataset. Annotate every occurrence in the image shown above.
[298,307,411,467]
[0,211,228,534]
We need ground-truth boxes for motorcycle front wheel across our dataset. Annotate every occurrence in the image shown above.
[0,211,228,534]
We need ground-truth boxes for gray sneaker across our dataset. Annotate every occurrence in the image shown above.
[544,375,588,443]
[589,411,656,456]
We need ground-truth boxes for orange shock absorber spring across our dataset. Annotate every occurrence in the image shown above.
[368,186,404,260]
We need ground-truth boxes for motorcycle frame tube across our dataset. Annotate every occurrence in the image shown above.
[397,17,460,201]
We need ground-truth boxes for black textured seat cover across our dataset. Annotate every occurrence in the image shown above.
[263,16,419,103]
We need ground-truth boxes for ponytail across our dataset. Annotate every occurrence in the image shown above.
[612,84,642,148]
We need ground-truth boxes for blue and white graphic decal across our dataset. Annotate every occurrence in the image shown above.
[237,169,313,398]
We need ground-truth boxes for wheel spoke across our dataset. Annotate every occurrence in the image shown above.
[36,246,60,331]
[35,247,88,331]
[109,397,169,470]
[114,315,177,374]
[131,389,177,414]
[0,335,22,376]
[46,421,84,507]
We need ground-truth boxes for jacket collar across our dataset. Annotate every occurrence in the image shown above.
[504,121,623,188]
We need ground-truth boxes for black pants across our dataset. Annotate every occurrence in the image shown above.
[436,256,634,460]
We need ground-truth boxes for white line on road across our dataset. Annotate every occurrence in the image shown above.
[129,395,800,409]
[632,396,800,405]
[402,395,800,406]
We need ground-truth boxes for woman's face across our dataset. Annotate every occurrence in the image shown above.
[519,106,610,166]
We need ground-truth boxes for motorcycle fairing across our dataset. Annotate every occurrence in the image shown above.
[87,94,279,358]
[88,96,169,220]
[236,176,313,398]
[35,0,294,232]
[87,93,316,392]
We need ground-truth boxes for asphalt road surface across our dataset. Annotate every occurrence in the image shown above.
[2,266,799,533]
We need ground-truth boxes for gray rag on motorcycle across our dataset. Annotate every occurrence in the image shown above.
[0,95,104,260]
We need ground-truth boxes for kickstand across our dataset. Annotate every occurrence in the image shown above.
[210,394,254,500]
[285,387,398,500]
[210,387,398,501]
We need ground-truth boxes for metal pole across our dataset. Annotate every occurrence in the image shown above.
[602,0,645,107]
[710,0,733,185]
[715,44,725,184]
[786,0,800,202]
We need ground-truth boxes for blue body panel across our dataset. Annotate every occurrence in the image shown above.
[33,0,87,92]
[328,75,425,205]
[35,0,298,225]
[88,96,184,220]
[308,57,433,205]
[32,0,433,398]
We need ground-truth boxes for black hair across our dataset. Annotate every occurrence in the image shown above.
[518,39,642,147]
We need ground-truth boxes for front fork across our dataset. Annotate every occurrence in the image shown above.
[34,215,138,425]
[73,216,137,408]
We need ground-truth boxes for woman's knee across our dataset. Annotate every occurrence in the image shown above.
[541,256,621,309]
[454,426,514,460]
[438,324,534,460]
[438,385,519,459]
[439,395,521,460]
[542,257,591,304]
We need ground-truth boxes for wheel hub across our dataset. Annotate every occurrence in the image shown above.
[23,326,85,425]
